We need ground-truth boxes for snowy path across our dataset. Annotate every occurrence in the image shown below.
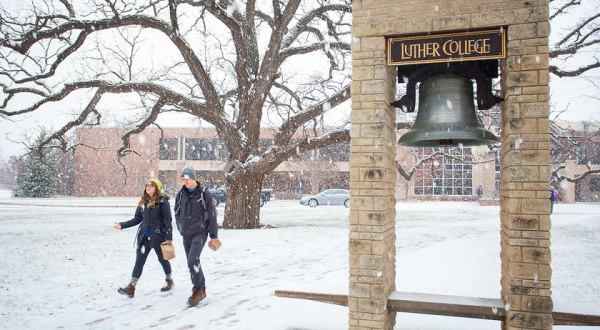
[0,199,598,329]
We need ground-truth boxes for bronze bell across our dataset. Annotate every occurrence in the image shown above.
[397,74,499,147]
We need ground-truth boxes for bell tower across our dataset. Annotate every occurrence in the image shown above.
[350,1,552,329]
[277,1,599,328]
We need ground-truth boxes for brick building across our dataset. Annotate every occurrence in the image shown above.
[73,125,598,201]
[550,121,600,203]
[74,126,500,200]
[72,127,349,198]
[73,124,598,202]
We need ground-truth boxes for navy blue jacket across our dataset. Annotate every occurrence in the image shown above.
[120,196,173,245]
[175,183,218,239]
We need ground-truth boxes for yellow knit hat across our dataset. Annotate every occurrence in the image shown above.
[148,178,164,192]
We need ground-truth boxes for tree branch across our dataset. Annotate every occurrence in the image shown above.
[2,14,221,107]
[116,98,166,180]
[275,85,350,146]
[549,61,600,77]
[259,129,350,173]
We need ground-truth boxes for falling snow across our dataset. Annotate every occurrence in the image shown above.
[0,197,599,329]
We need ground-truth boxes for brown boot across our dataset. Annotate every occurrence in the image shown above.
[118,284,135,298]
[187,287,206,307]
[161,279,174,292]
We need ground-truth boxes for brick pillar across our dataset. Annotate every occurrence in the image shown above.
[500,5,553,329]
[348,35,397,330]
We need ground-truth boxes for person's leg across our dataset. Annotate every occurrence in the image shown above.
[186,233,208,290]
[152,237,174,291]
[186,233,208,306]
[152,237,172,277]
[119,237,150,297]
[183,235,193,285]
[132,237,152,281]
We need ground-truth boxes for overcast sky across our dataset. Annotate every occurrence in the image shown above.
[1,1,598,161]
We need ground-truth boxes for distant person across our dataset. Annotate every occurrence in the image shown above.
[550,187,559,214]
[476,185,484,200]
[113,178,174,298]
[175,166,221,307]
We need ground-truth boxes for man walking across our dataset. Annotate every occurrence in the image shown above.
[175,166,221,307]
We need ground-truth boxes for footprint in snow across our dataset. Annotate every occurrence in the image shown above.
[84,316,111,326]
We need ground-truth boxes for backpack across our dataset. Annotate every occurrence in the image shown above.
[175,186,207,216]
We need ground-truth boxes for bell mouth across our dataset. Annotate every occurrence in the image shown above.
[397,126,499,147]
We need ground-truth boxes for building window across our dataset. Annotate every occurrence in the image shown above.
[413,147,473,196]
[185,138,216,160]
[197,170,225,187]
[590,177,600,193]
[214,140,228,161]
[576,143,600,165]
[159,138,178,160]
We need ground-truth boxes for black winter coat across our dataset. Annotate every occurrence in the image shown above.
[175,183,218,239]
[120,196,173,245]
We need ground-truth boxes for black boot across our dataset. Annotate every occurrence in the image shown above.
[161,279,174,292]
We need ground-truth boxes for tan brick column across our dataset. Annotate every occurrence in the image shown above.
[500,4,553,329]
[349,35,397,330]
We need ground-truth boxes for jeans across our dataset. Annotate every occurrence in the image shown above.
[183,232,208,290]
[132,235,172,279]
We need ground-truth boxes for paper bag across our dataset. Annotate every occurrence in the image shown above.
[160,243,175,260]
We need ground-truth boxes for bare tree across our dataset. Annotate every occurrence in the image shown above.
[549,0,600,77]
[550,119,600,183]
[0,0,352,228]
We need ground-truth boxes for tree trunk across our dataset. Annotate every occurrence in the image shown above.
[223,173,264,229]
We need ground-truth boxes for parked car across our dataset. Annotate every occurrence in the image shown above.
[300,189,350,207]
[207,185,274,207]
[207,185,227,206]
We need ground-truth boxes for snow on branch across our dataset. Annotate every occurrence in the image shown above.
[275,85,350,147]
[281,3,351,49]
[549,61,600,77]
[259,129,350,173]
[280,41,350,60]
[549,4,600,77]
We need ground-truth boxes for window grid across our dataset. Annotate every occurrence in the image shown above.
[414,147,473,196]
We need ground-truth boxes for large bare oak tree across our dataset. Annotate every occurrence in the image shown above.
[0,0,351,228]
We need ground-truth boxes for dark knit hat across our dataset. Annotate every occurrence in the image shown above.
[180,166,196,180]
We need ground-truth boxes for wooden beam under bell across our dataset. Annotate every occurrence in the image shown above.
[274,290,600,326]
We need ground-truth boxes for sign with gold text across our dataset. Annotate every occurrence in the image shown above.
[387,29,506,66]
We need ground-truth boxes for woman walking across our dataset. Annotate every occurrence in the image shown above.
[114,178,174,298]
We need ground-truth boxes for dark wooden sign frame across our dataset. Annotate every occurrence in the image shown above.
[387,28,506,66]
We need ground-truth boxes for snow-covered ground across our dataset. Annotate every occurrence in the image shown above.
[0,194,598,330]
